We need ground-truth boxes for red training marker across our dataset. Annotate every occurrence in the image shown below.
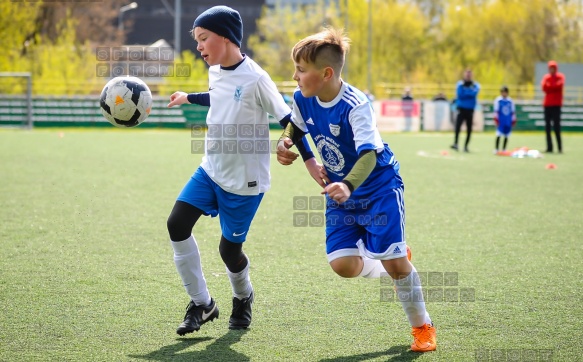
[545,163,557,170]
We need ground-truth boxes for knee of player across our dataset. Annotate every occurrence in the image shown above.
[166,214,176,232]
[167,214,191,241]
[381,257,413,279]
[329,258,361,278]
[219,236,246,270]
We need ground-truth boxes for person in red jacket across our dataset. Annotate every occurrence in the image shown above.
[541,60,565,153]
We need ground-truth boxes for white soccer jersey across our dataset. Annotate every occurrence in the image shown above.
[201,56,290,195]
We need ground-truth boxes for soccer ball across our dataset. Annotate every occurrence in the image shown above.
[100,76,153,128]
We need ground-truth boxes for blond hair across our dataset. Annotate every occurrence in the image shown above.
[291,27,350,76]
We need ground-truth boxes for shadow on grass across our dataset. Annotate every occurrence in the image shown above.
[319,345,423,362]
[128,330,249,362]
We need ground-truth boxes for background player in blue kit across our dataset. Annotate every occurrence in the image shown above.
[451,69,480,152]
[166,6,316,335]
[493,86,516,153]
[276,27,436,353]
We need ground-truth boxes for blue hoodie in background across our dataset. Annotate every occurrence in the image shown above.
[455,80,480,110]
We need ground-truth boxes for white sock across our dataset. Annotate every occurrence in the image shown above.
[171,235,211,306]
[226,260,253,300]
[393,266,432,327]
[358,256,387,278]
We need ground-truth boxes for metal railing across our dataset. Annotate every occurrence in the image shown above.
[374,83,583,103]
[1,78,582,103]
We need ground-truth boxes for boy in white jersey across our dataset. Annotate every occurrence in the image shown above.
[166,6,316,334]
[277,27,437,352]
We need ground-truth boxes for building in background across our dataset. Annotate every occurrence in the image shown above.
[265,0,318,4]
[123,0,340,55]
[124,0,264,55]
[534,62,583,102]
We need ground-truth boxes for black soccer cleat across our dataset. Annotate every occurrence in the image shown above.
[176,298,219,336]
[229,292,254,330]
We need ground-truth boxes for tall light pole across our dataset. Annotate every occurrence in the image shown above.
[343,0,349,81]
[158,0,182,56]
[367,0,372,93]
[118,2,138,32]
[174,0,182,55]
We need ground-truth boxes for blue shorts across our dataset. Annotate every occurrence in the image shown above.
[325,186,407,262]
[177,167,264,243]
[497,124,512,137]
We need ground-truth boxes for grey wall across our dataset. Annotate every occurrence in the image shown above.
[535,62,583,88]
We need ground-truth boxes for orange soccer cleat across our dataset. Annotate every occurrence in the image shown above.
[411,323,437,352]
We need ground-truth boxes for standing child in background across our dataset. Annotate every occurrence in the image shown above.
[493,86,516,153]
[276,27,436,353]
[166,5,316,335]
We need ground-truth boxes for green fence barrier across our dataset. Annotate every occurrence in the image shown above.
[0,96,209,128]
[482,102,583,131]
[0,95,286,129]
[7,95,579,132]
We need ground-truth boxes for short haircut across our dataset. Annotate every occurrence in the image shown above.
[291,27,350,76]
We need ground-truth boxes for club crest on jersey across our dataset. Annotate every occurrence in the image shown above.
[234,86,243,102]
[329,124,341,137]
[316,139,345,173]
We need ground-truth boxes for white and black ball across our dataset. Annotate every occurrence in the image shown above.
[100,76,153,128]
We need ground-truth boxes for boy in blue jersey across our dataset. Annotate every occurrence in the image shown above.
[493,86,516,153]
[276,27,436,353]
[451,69,480,152]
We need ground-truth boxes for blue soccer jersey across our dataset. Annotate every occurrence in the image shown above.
[291,82,402,199]
[494,96,515,134]
[291,82,407,261]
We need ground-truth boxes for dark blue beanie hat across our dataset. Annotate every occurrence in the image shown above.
[193,6,243,48]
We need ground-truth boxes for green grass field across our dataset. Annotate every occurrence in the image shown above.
[1,129,582,361]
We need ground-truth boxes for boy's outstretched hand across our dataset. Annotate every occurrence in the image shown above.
[322,182,351,204]
[168,91,189,108]
[277,138,299,165]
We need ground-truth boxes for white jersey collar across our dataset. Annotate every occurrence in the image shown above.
[316,80,346,108]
